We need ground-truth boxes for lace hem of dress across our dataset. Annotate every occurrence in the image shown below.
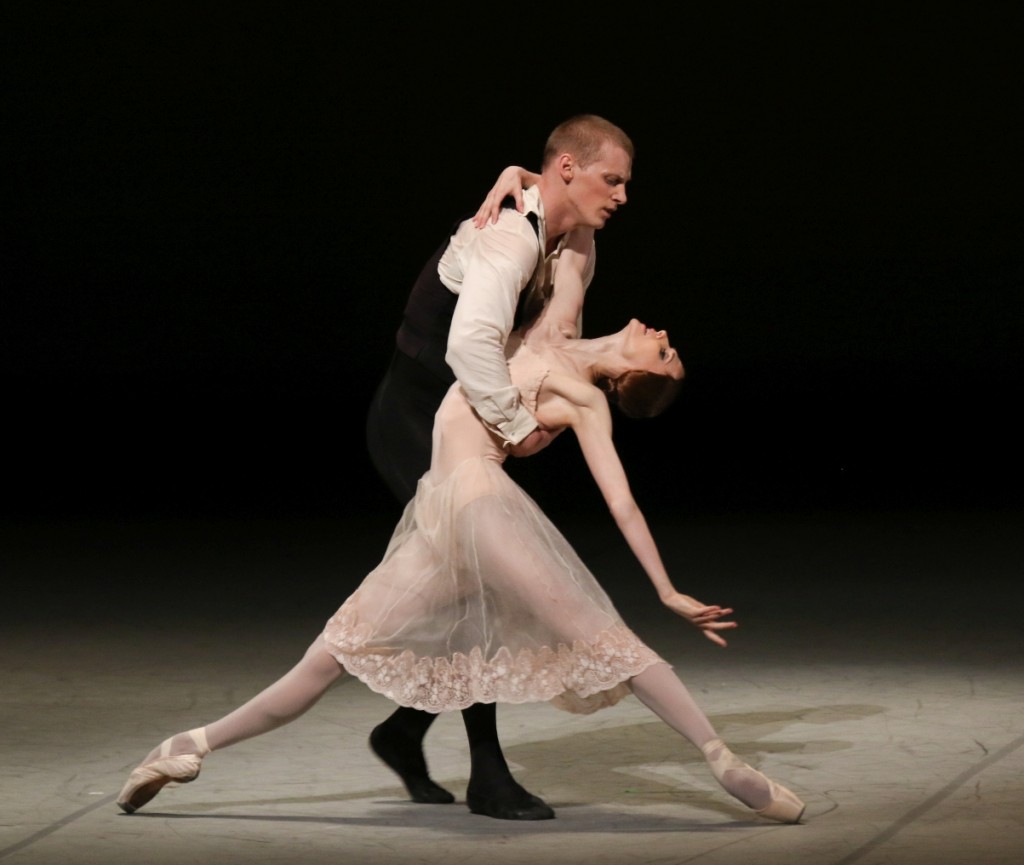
[323,616,665,715]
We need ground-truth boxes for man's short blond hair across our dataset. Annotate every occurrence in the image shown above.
[542,114,634,169]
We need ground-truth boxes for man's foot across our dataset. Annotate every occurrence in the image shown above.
[466,775,555,820]
[369,722,455,804]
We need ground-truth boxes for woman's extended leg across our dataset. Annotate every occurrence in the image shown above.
[629,662,804,823]
[117,636,346,813]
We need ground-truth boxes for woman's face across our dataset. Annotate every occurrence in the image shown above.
[620,319,685,379]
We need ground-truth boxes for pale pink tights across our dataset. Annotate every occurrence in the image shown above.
[142,650,770,811]
[629,662,772,810]
[142,637,344,763]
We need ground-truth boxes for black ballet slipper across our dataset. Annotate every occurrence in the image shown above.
[369,723,455,804]
[466,777,555,820]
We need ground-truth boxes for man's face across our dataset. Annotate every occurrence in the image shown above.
[568,143,632,229]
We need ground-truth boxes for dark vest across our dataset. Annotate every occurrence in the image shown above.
[395,199,539,385]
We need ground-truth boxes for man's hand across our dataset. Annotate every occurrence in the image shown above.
[507,426,564,457]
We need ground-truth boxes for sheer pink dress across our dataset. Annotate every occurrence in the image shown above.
[323,342,664,714]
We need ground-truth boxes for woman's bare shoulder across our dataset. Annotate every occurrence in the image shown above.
[537,370,604,423]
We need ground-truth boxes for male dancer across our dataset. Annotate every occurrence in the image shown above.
[364,114,633,820]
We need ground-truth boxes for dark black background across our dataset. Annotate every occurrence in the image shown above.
[4,3,1022,523]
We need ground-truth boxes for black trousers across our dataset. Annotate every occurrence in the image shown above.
[366,348,453,505]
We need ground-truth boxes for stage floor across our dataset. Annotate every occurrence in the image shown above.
[2,506,1022,865]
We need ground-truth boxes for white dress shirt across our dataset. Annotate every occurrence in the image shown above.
[440,186,596,446]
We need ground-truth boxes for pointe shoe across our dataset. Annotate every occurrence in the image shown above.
[701,738,805,824]
[756,778,806,823]
[117,728,209,814]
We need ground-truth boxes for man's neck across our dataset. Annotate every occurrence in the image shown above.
[535,176,576,240]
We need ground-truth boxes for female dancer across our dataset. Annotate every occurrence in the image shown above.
[116,254,805,824]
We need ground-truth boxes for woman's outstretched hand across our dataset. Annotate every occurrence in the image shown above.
[660,592,737,647]
[471,166,542,228]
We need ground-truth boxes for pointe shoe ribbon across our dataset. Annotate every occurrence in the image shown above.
[117,727,209,814]
[701,738,805,824]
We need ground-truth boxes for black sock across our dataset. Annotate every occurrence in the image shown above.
[369,706,454,804]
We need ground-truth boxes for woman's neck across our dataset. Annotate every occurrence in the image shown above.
[530,333,619,383]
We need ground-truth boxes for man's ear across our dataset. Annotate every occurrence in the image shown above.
[558,153,574,183]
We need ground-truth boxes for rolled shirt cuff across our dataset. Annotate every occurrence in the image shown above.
[493,405,539,447]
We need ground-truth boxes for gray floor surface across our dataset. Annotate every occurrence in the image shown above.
[2,505,1022,864]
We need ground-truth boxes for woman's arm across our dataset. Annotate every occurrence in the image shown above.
[471,166,542,228]
[547,382,737,646]
[515,227,594,356]
[537,228,594,339]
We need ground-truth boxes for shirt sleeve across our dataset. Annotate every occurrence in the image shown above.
[444,217,540,446]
